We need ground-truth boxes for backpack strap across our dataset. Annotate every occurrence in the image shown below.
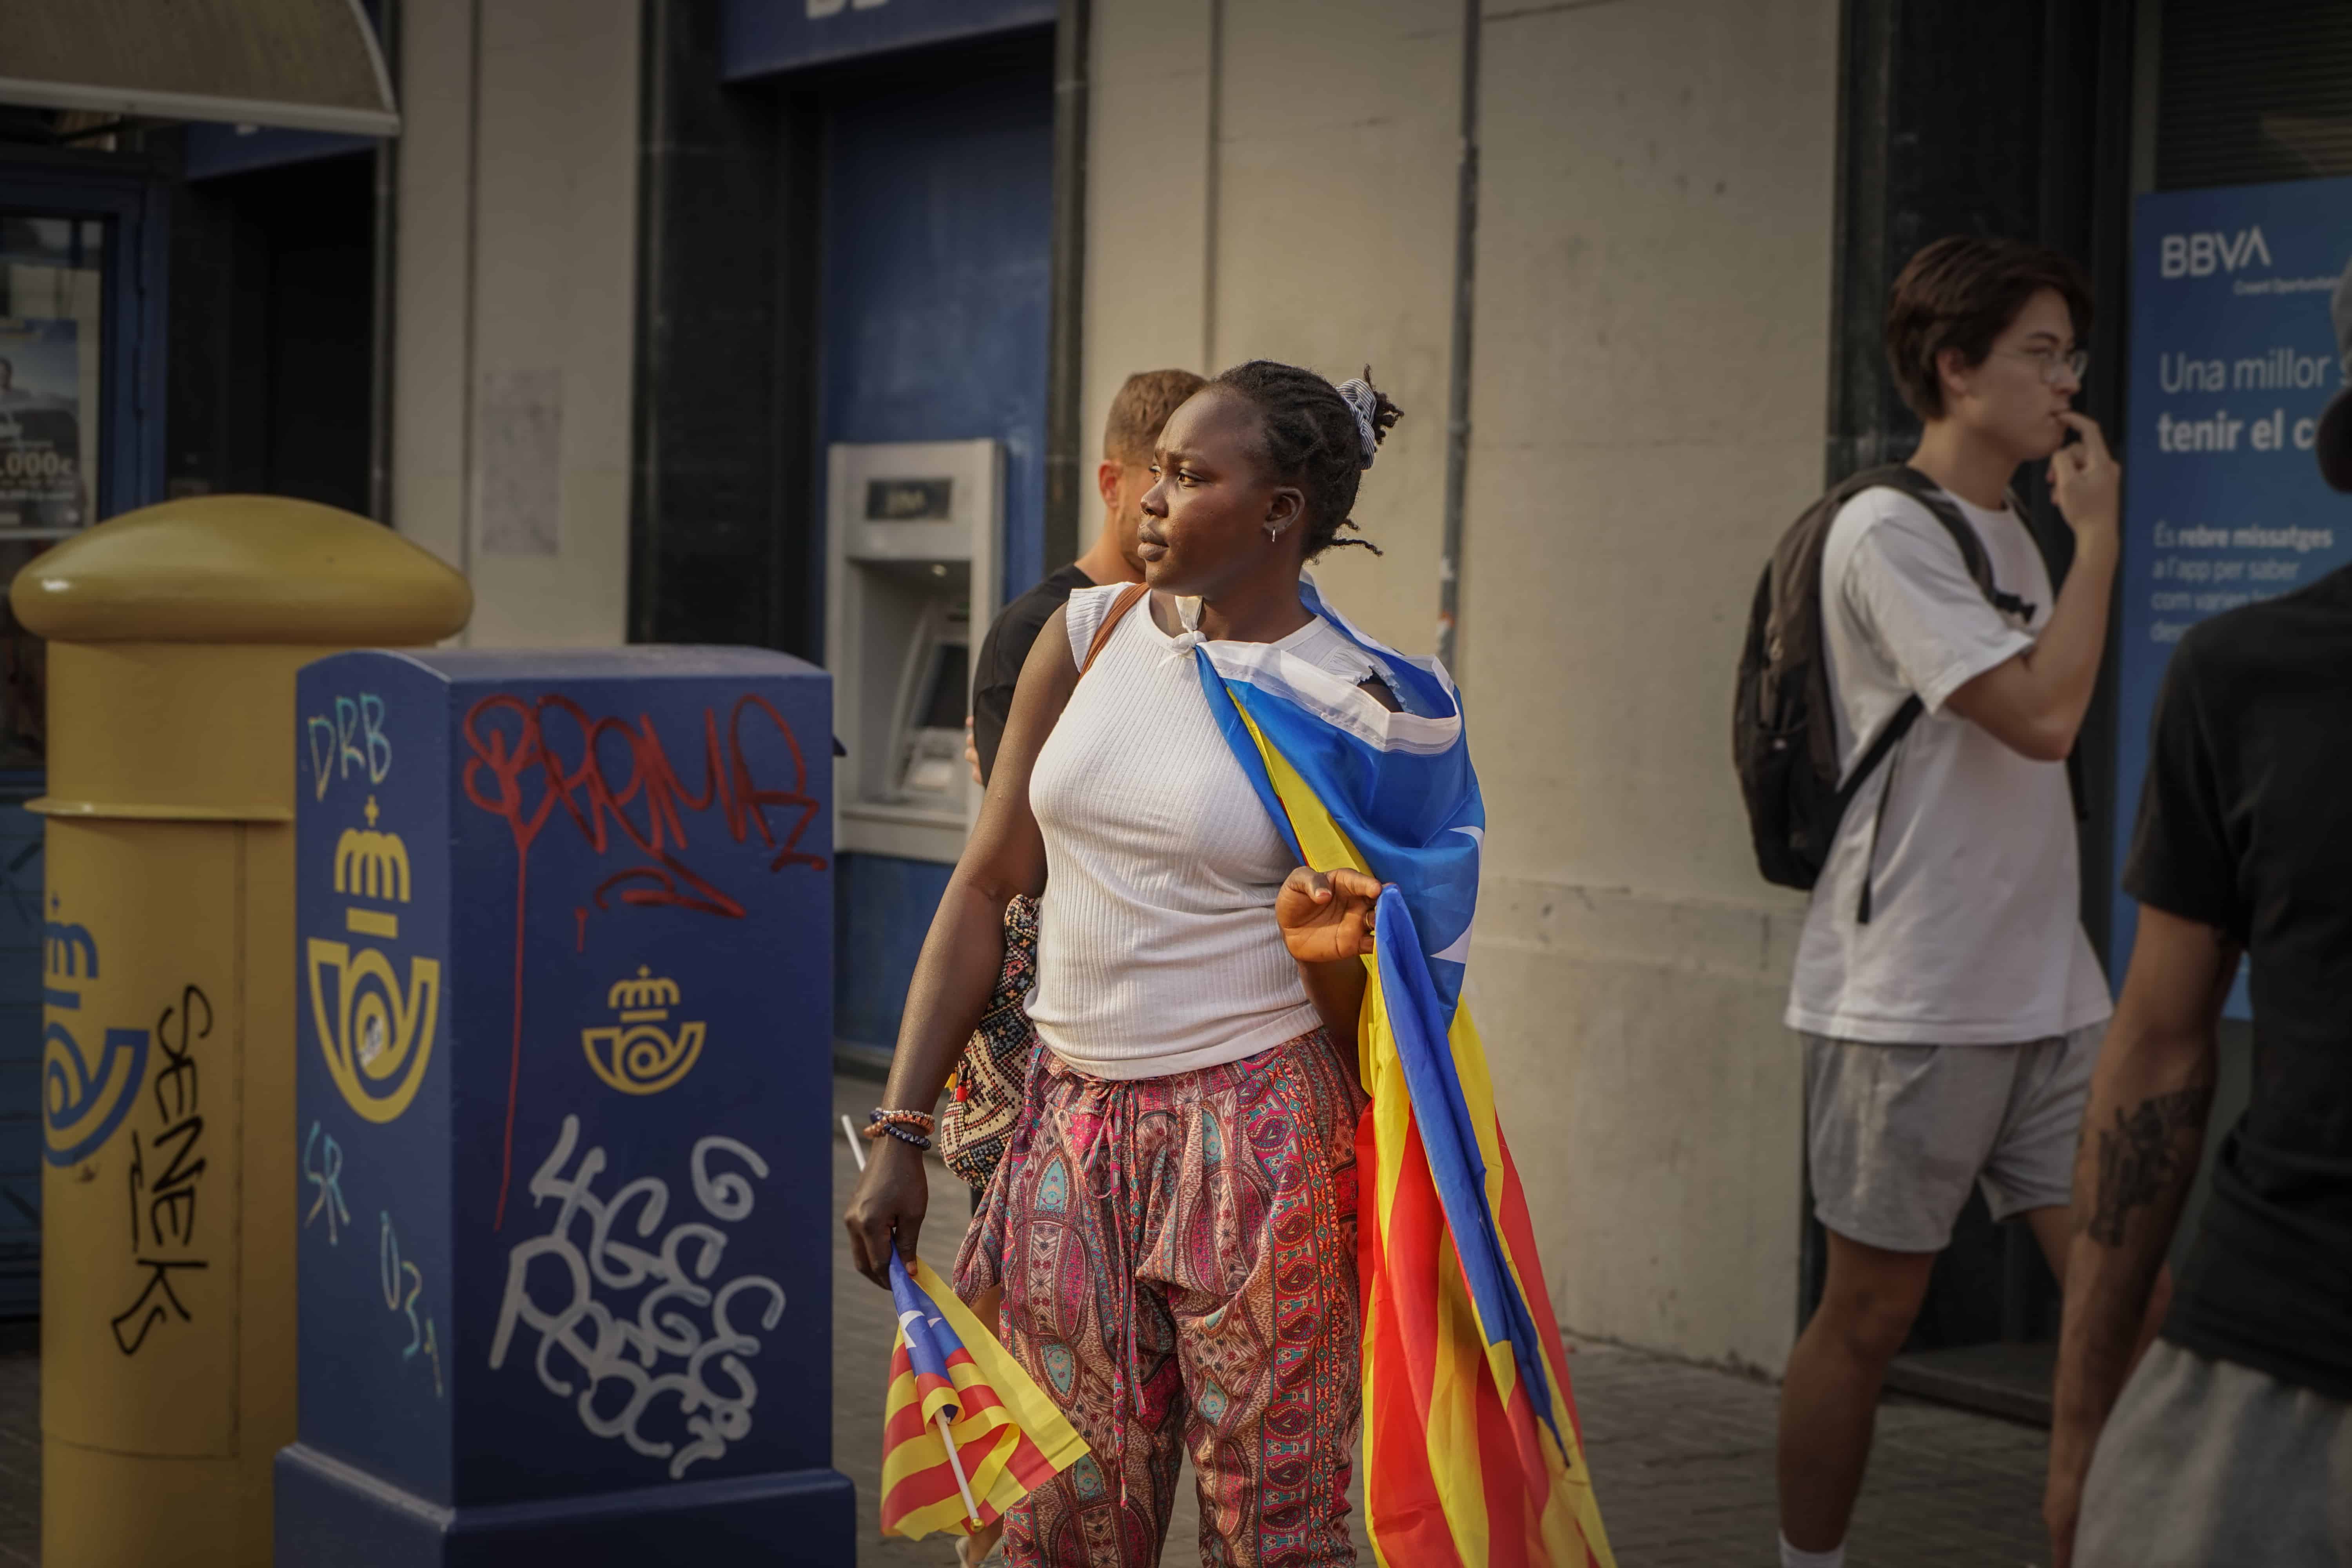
[1080,583,1150,677]
[1842,695,1923,926]
[1822,465,2042,924]
[1871,465,2037,622]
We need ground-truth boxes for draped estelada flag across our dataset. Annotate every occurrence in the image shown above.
[1193,576,1613,1568]
[880,1253,1091,1540]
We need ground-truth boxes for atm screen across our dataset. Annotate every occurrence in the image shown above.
[918,642,969,731]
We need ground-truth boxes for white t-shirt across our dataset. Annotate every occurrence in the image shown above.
[1784,486,2114,1044]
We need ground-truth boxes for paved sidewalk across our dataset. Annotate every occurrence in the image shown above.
[829,1074,2054,1568]
[0,1078,2051,1566]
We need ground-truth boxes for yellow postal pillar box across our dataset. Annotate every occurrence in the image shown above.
[13,498,470,1568]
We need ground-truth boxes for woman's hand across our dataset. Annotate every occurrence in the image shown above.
[1277,866,1384,964]
[844,1136,931,1288]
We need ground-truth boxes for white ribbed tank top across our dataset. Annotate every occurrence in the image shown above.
[1025,585,1379,1079]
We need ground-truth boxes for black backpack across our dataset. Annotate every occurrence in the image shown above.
[1731,465,2030,921]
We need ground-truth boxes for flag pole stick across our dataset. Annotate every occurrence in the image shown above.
[843,1114,867,1173]
[934,1408,982,1527]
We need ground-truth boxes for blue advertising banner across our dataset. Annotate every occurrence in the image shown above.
[278,649,851,1565]
[721,0,1054,78]
[2114,177,2352,1004]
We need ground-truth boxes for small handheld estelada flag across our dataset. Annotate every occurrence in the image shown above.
[879,1252,1090,1541]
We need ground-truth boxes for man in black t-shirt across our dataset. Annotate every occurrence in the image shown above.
[2047,258,2352,1566]
[965,367,1205,783]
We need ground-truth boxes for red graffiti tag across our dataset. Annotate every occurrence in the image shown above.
[461,692,827,1229]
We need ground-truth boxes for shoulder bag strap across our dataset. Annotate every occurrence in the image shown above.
[1080,583,1151,678]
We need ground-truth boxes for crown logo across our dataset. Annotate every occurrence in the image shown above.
[582,966,704,1096]
[335,796,413,907]
[608,967,682,1014]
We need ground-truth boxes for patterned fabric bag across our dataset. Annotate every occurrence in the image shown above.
[938,893,1039,1189]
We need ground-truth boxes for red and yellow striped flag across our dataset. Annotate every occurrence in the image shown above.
[879,1253,1091,1541]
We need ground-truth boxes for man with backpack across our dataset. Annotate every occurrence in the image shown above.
[1754,237,2121,1568]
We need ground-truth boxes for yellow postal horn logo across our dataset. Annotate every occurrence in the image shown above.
[41,905,147,1167]
[308,797,441,1123]
[582,966,705,1095]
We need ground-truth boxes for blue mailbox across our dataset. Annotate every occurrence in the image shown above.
[275,650,852,1565]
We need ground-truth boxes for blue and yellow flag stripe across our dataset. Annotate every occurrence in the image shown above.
[1194,578,1613,1568]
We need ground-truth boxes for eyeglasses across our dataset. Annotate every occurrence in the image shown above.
[1999,346,2089,385]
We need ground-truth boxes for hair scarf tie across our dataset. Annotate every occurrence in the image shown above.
[1335,379,1381,470]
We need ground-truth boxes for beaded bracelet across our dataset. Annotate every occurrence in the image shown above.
[864,1108,936,1148]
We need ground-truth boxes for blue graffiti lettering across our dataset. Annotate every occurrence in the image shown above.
[306,692,395,800]
[336,697,367,784]
[378,1211,443,1398]
[362,694,392,783]
[302,1122,350,1245]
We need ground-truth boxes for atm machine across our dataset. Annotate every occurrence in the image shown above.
[824,439,1001,865]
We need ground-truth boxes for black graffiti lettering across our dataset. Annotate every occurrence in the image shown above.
[114,984,214,1352]
[147,1118,204,1198]
[146,1116,203,1248]
[110,1259,205,1356]
[151,1047,196,1122]
[125,1131,143,1251]
[150,1189,195,1250]
[151,985,209,1119]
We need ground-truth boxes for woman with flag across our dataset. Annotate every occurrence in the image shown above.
[846,361,1612,1568]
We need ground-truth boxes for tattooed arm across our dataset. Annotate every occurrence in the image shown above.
[2044,904,2239,1566]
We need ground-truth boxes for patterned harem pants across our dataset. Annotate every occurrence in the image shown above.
[956,1027,1368,1568]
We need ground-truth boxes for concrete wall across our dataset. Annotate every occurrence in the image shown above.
[1088,0,1842,1373]
[1465,0,1842,1374]
[1084,0,1461,655]
[393,0,639,647]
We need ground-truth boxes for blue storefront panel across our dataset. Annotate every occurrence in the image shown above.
[819,43,1052,1052]
[2113,177,2352,1003]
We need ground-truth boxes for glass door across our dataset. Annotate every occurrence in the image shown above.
[0,211,110,773]
[0,155,164,1325]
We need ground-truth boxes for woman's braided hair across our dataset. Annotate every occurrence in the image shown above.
[1210,360,1402,558]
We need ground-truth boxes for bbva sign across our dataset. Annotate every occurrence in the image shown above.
[2160,227,2273,279]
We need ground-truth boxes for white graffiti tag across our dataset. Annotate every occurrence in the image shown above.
[489,1115,787,1479]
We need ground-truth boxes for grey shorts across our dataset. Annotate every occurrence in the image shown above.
[1802,1022,2102,1253]
[2076,1339,2352,1565]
